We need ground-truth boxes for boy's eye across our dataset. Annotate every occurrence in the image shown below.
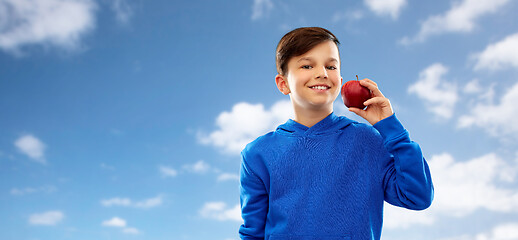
[327,66,337,70]
[301,65,312,69]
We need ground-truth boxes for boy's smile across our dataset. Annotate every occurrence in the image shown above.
[275,41,342,113]
[309,84,331,91]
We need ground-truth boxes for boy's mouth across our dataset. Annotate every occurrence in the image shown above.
[309,85,331,90]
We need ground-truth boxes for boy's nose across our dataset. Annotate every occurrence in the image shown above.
[316,67,328,79]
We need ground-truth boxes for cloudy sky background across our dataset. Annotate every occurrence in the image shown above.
[1,0,518,239]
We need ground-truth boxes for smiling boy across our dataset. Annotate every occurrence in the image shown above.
[239,27,434,240]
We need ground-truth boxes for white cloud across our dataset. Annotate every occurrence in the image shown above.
[217,173,239,182]
[400,0,511,44]
[159,165,178,177]
[458,81,518,139]
[29,211,64,226]
[199,202,242,222]
[102,217,141,234]
[133,195,162,208]
[101,197,132,207]
[477,222,518,240]
[14,134,46,164]
[182,160,211,174]
[408,63,458,119]
[162,161,233,181]
[473,32,518,71]
[102,217,126,227]
[0,0,97,55]
[384,152,518,229]
[439,222,518,240]
[463,79,496,105]
[161,160,234,182]
[428,153,518,215]
[383,203,435,229]
[10,185,56,196]
[111,0,133,24]
[364,0,406,19]
[122,227,140,234]
[101,195,163,209]
[251,0,273,20]
[463,79,482,94]
[199,100,293,155]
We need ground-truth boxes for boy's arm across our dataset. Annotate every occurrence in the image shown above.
[374,114,434,210]
[239,153,268,240]
[349,78,433,209]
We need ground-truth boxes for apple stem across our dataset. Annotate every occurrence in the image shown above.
[356,75,359,81]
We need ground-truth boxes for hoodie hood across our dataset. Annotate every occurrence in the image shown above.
[275,112,355,137]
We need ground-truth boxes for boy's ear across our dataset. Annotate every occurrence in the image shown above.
[275,74,290,95]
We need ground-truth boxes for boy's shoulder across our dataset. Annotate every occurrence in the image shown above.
[330,114,382,137]
[242,130,277,155]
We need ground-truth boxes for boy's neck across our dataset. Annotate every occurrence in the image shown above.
[292,105,333,128]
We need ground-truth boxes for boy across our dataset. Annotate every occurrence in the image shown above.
[239,27,434,240]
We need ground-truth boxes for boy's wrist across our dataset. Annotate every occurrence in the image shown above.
[372,113,406,141]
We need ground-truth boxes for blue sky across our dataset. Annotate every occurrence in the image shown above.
[1,0,518,239]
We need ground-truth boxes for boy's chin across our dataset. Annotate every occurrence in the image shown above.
[305,101,335,110]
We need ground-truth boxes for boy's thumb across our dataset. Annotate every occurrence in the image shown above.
[348,107,362,116]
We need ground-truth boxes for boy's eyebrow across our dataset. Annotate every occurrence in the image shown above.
[297,57,339,63]
[297,57,313,62]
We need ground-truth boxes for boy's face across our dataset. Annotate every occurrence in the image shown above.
[276,41,342,112]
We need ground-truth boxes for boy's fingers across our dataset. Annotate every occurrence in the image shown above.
[361,78,377,88]
[363,96,386,106]
[360,79,384,97]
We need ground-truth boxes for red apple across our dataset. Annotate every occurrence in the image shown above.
[341,75,371,109]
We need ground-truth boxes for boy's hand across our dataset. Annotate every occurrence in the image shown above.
[348,78,394,125]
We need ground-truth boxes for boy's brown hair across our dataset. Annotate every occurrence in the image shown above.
[276,27,340,76]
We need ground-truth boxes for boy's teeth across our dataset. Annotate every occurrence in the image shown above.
[311,86,328,90]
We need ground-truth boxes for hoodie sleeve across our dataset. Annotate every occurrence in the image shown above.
[373,114,434,210]
[239,151,268,240]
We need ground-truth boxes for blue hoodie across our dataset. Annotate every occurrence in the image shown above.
[239,113,434,240]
